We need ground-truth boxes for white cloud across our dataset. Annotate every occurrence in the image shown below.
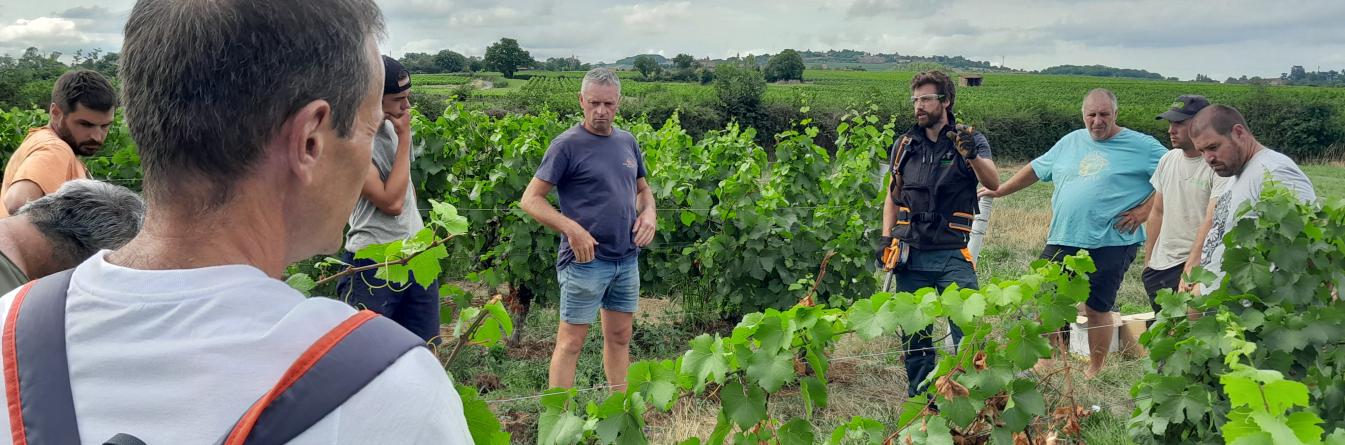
[447,7,523,27]
[0,0,1340,80]
[615,2,693,33]
[0,17,88,45]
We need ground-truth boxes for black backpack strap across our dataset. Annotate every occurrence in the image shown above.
[219,310,427,445]
[888,135,913,200]
[3,270,80,445]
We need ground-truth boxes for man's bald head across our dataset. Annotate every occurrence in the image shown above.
[1081,88,1120,141]
[1190,104,1251,139]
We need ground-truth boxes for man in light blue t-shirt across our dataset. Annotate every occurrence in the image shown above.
[981,88,1167,378]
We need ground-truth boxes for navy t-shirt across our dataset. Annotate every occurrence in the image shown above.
[535,124,647,270]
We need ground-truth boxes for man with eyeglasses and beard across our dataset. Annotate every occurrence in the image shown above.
[878,70,1000,397]
[1,70,117,216]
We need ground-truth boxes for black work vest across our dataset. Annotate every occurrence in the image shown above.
[888,125,979,250]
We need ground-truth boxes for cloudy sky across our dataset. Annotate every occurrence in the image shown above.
[2,0,1342,80]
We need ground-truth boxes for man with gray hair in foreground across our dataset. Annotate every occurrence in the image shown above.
[521,67,657,390]
[0,0,471,443]
[0,179,143,294]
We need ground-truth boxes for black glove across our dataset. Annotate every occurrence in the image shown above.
[947,124,978,160]
[876,235,894,264]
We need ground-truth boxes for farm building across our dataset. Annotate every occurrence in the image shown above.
[960,74,983,87]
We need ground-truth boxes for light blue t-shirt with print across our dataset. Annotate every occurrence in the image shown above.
[1030,128,1167,249]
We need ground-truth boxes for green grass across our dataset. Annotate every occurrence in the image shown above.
[1304,164,1345,198]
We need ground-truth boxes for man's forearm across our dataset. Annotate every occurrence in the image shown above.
[882,191,896,236]
[383,134,413,196]
[636,186,656,215]
[1185,210,1215,274]
[968,158,1000,191]
[1144,208,1162,265]
[994,165,1039,197]
[521,195,580,236]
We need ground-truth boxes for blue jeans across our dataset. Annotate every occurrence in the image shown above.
[557,257,640,325]
[336,251,441,343]
[894,249,978,397]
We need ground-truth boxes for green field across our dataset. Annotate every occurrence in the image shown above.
[413,69,1345,162]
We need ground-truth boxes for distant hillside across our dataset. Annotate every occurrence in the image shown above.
[1039,64,1165,80]
[611,54,670,67]
[604,49,1009,72]
[797,50,1004,72]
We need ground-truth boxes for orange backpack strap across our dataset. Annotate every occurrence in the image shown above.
[219,310,426,445]
[3,270,80,445]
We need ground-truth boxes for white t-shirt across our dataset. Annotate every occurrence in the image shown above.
[1198,147,1316,292]
[0,251,472,444]
[1148,149,1228,270]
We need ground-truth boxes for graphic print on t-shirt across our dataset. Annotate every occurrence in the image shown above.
[1200,190,1233,268]
[1078,151,1108,177]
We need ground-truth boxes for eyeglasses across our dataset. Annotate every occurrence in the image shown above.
[910,94,945,105]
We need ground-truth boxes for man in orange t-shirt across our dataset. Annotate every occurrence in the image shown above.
[1,69,117,217]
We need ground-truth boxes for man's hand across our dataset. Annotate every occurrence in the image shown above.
[1115,202,1151,234]
[977,186,999,199]
[875,235,894,264]
[567,225,600,263]
[947,125,978,160]
[632,210,656,247]
[389,111,412,141]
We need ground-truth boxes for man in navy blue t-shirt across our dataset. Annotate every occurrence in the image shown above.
[520,68,657,390]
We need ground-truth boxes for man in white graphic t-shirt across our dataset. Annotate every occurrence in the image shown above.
[1182,104,1316,295]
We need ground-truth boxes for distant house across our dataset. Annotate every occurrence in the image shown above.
[960,74,984,87]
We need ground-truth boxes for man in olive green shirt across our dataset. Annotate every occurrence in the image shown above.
[0,180,144,293]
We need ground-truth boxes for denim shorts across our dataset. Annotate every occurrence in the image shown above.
[558,256,640,325]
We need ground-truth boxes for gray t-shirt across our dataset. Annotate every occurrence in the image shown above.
[535,124,647,270]
[1198,147,1315,293]
[344,120,424,253]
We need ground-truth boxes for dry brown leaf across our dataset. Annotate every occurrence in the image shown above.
[936,375,970,399]
[973,351,988,370]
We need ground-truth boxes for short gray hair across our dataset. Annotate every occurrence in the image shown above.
[18,180,145,268]
[119,0,385,208]
[580,68,621,95]
[1082,88,1118,113]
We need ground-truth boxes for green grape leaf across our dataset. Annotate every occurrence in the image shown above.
[800,376,828,415]
[628,360,678,411]
[681,335,729,392]
[1002,380,1044,431]
[720,379,767,429]
[745,349,795,392]
[777,418,815,445]
[456,385,512,445]
[285,273,315,297]
[847,296,897,340]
